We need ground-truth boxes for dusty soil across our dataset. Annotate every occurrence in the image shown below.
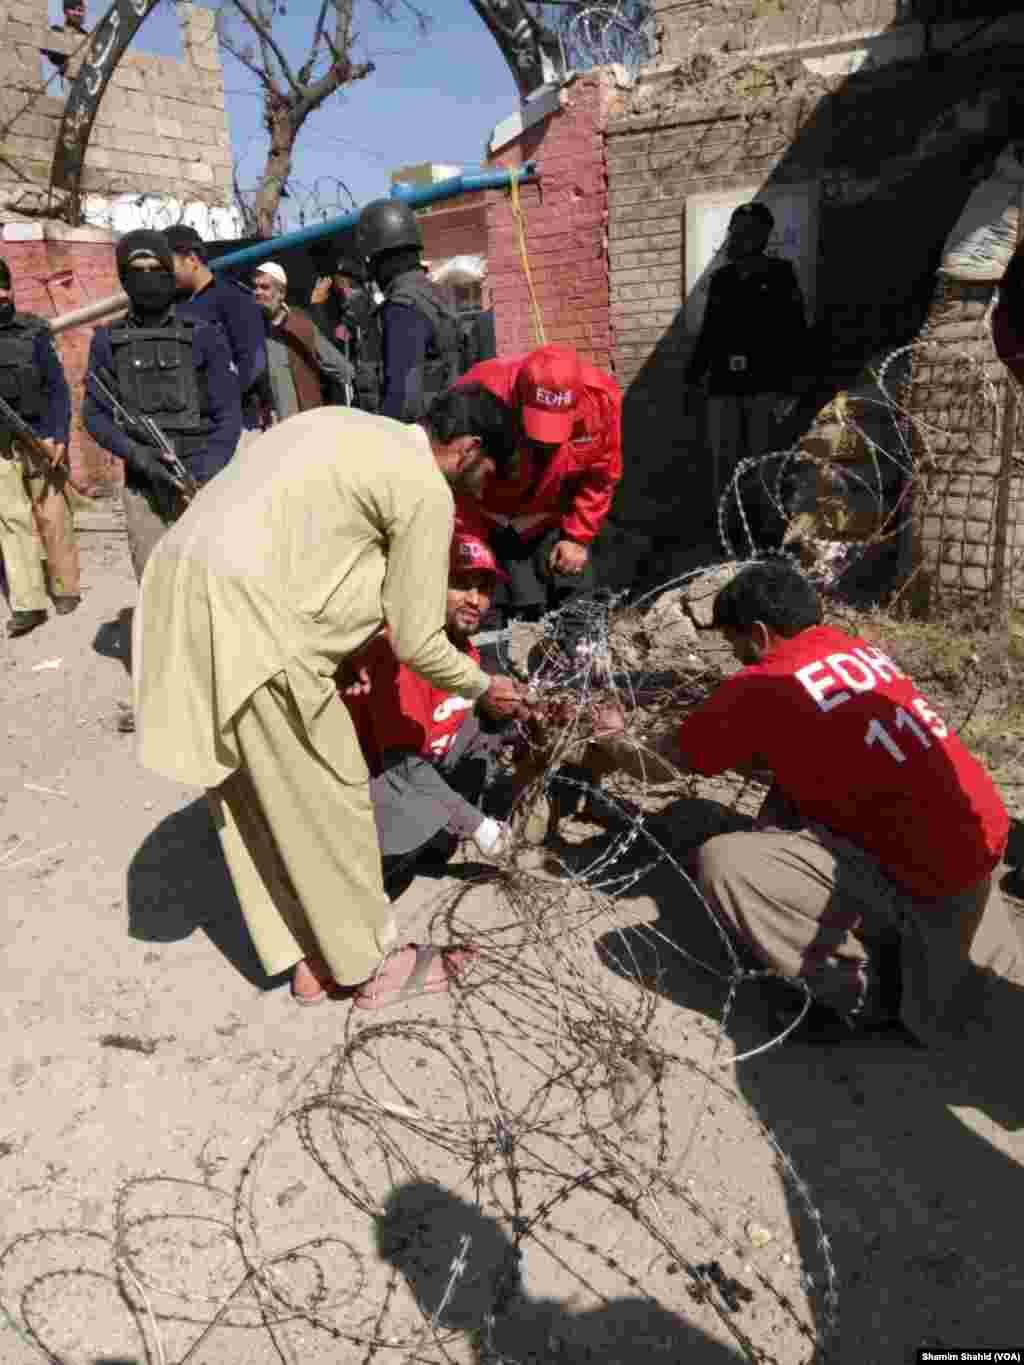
[1,522,1023,1365]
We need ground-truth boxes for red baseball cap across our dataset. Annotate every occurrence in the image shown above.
[515,344,583,444]
[450,534,510,583]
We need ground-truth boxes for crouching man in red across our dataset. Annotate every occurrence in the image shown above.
[343,533,515,891]
[456,344,622,655]
[592,561,1022,1048]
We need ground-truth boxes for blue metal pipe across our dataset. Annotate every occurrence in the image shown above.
[210,162,538,275]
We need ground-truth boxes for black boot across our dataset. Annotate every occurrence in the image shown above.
[6,610,47,638]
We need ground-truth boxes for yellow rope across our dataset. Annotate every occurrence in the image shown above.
[510,172,546,347]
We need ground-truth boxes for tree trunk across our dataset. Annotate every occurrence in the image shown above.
[252,101,296,238]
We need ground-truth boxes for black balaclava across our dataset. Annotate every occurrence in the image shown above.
[0,258,13,326]
[116,229,176,319]
[372,247,423,292]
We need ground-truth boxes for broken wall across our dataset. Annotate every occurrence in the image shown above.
[603,4,1024,597]
[0,1,233,225]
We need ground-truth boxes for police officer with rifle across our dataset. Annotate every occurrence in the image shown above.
[0,256,79,638]
[356,199,461,422]
[82,229,240,731]
[82,230,241,582]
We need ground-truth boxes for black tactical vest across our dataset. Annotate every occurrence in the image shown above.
[383,270,460,420]
[0,314,46,420]
[109,315,208,449]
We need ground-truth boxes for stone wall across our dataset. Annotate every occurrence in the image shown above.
[0,1,233,224]
[909,280,1024,605]
[485,75,613,369]
[472,7,1024,594]
[654,0,902,70]
[602,7,1024,595]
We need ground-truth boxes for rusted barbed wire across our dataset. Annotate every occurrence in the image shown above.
[4,340,1013,1363]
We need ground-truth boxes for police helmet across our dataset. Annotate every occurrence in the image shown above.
[357,199,423,261]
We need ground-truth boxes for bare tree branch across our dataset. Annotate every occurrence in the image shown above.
[217,25,279,93]
[297,0,333,83]
[215,0,426,235]
[224,0,301,93]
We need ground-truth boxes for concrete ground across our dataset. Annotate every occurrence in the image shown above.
[1,517,1022,1365]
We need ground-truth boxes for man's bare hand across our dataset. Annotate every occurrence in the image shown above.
[39,438,67,467]
[549,539,588,576]
[337,664,371,697]
[479,674,530,723]
[590,702,628,744]
[310,276,332,305]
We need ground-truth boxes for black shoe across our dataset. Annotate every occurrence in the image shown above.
[416,831,459,866]
[781,1001,924,1048]
[53,595,82,616]
[6,610,47,638]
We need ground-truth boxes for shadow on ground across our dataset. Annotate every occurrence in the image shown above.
[127,797,277,990]
[92,608,133,674]
[575,800,1024,1357]
[376,1180,745,1363]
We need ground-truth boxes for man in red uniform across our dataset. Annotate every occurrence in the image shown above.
[457,343,622,649]
[593,561,1021,1048]
[344,533,514,887]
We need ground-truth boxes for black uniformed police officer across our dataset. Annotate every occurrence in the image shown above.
[165,223,267,445]
[685,201,809,530]
[356,199,461,422]
[83,229,240,731]
[83,229,241,583]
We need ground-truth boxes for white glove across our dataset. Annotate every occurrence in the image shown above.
[472,816,512,859]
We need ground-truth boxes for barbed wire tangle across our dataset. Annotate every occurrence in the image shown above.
[1,342,1012,1363]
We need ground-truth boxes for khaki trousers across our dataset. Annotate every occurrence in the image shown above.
[0,453,47,613]
[206,673,396,985]
[26,466,80,597]
[697,798,1024,1049]
[123,484,174,585]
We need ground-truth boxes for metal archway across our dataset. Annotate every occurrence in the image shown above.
[467,0,564,100]
[49,0,162,222]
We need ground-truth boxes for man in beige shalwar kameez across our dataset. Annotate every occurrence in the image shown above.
[133,386,524,1007]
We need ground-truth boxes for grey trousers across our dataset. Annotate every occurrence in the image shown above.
[372,716,494,859]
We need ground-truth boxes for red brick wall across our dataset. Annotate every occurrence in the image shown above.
[2,235,121,489]
[418,198,487,265]
[485,76,611,370]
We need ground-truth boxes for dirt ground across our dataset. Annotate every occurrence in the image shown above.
[1,516,1023,1365]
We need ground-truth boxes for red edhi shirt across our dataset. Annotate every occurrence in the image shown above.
[342,635,480,777]
[456,354,623,545]
[677,625,1008,901]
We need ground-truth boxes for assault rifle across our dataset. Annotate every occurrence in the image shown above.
[87,369,198,503]
[0,392,92,497]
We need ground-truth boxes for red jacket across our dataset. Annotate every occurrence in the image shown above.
[677,625,1008,900]
[342,635,480,777]
[458,355,623,545]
